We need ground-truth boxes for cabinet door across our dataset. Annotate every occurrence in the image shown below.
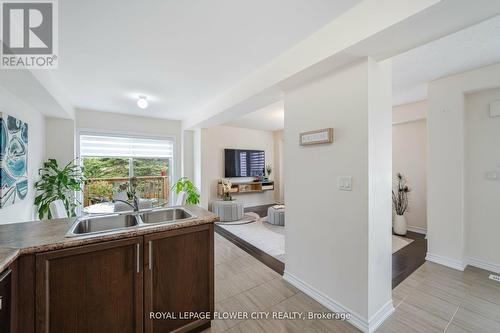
[0,267,12,332]
[144,224,214,333]
[36,237,143,333]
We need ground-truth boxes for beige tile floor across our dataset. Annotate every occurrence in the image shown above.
[205,234,500,333]
[380,261,500,333]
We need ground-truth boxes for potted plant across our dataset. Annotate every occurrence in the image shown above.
[171,177,200,205]
[265,164,272,180]
[34,159,84,219]
[392,173,411,235]
[220,179,233,201]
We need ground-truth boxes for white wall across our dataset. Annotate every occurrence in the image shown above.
[392,101,427,233]
[427,62,500,271]
[75,109,183,185]
[45,117,75,165]
[203,125,277,208]
[193,128,209,209]
[273,130,284,203]
[182,130,194,181]
[465,88,500,270]
[393,100,427,124]
[283,59,392,332]
[0,87,46,224]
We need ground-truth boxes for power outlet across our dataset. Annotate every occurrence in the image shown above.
[489,274,500,283]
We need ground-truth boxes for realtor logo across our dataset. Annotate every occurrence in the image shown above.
[1,0,58,69]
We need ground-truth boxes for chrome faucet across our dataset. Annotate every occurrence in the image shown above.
[113,194,140,212]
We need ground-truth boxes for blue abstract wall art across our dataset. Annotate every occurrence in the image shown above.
[0,113,29,208]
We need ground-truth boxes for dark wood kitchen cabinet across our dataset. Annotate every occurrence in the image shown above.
[35,237,144,333]
[144,224,214,333]
[13,223,214,333]
[0,266,13,332]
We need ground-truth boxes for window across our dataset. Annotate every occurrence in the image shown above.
[79,134,173,207]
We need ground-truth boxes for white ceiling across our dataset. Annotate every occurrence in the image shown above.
[55,0,362,119]
[392,14,500,106]
[225,101,284,131]
[226,14,500,132]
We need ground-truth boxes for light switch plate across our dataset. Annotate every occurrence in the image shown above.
[490,100,500,117]
[486,171,500,181]
[338,176,352,191]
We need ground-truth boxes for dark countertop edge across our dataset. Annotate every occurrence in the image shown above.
[0,210,218,272]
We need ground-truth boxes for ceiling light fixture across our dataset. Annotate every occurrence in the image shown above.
[137,96,148,109]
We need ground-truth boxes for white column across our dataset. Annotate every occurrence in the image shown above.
[283,58,393,332]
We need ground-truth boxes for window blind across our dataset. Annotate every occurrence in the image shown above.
[80,134,174,158]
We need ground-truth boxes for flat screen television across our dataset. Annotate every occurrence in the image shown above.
[224,149,265,178]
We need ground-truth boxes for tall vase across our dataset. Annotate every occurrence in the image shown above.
[394,214,407,236]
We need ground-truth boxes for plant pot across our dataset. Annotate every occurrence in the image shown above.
[394,214,407,236]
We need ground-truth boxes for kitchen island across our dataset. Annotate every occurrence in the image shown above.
[0,205,218,333]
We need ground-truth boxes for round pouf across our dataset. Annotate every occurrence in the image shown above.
[267,206,285,226]
[212,200,244,222]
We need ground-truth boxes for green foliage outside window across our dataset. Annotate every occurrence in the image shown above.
[82,157,168,179]
[86,180,114,204]
[82,157,129,178]
[133,158,168,176]
[82,157,170,206]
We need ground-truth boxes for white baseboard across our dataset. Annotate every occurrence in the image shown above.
[368,300,395,333]
[425,253,466,271]
[466,257,500,275]
[406,226,427,235]
[283,271,393,333]
[425,253,500,275]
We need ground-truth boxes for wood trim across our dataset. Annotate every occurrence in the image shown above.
[215,225,284,275]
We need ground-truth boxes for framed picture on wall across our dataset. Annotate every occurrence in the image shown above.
[0,113,29,208]
[299,128,334,146]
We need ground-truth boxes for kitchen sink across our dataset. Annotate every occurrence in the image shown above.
[66,207,196,237]
[68,214,139,236]
[140,208,193,224]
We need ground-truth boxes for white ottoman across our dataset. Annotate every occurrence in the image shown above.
[267,206,285,226]
[212,200,244,222]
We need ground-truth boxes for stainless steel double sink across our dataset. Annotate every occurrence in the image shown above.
[66,207,195,237]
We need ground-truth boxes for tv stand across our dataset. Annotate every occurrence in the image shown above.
[218,180,274,196]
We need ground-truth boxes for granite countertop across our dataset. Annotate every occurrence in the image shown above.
[0,205,218,272]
